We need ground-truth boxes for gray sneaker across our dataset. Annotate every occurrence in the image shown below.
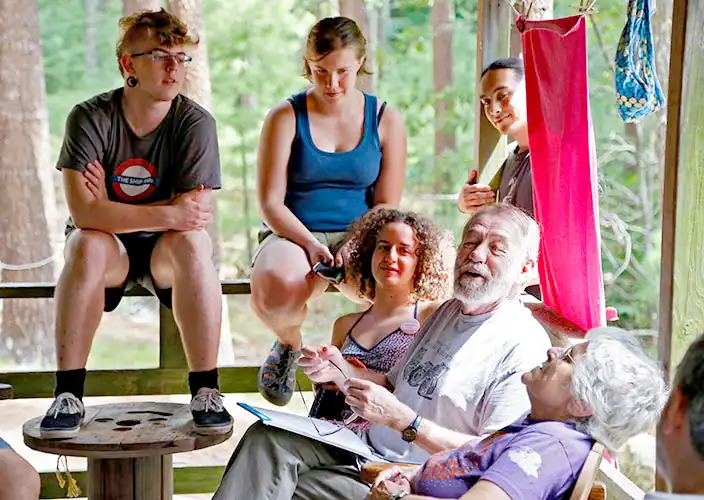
[40,393,85,439]
[257,341,301,406]
[190,388,233,435]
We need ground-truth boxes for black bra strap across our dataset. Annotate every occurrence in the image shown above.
[377,101,387,122]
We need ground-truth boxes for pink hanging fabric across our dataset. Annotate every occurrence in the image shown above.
[521,15,606,332]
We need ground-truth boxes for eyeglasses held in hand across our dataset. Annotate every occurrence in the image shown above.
[298,357,353,437]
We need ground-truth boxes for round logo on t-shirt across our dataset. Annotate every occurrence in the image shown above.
[111,158,158,201]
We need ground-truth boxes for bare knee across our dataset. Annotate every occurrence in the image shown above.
[0,450,41,500]
[64,229,116,266]
[251,267,311,317]
[159,230,213,261]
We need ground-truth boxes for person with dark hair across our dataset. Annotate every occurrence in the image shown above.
[458,57,530,218]
[213,204,551,500]
[0,439,40,500]
[459,56,541,299]
[252,16,408,407]
[652,332,704,498]
[40,8,231,438]
[309,208,450,427]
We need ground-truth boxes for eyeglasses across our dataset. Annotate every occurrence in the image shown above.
[560,345,576,364]
[297,357,352,437]
[131,49,192,66]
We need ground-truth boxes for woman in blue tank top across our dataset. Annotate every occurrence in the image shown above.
[252,17,408,406]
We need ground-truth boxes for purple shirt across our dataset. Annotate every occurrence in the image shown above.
[413,414,593,499]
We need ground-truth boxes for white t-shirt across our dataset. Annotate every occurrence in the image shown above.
[363,298,551,464]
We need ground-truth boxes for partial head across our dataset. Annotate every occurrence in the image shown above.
[116,9,199,101]
[454,204,539,312]
[346,209,450,302]
[522,327,667,451]
[303,17,370,103]
[657,332,704,489]
[480,57,527,137]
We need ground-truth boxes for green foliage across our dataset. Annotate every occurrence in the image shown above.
[34,0,664,346]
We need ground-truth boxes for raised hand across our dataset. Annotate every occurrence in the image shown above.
[458,169,495,214]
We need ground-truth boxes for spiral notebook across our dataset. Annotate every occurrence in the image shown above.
[237,402,392,463]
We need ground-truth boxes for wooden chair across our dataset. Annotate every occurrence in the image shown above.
[569,442,606,500]
[360,442,607,500]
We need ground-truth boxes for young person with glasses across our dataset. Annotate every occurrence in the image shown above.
[40,8,231,438]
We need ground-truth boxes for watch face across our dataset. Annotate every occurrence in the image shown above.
[402,427,418,442]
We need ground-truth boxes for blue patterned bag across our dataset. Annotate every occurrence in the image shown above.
[614,0,665,122]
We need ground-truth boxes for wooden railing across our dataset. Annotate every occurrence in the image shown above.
[0,282,645,499]
[0,280,317,498]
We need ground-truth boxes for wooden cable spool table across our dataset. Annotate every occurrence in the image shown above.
[0,383,13,400]
[23,401,232,499]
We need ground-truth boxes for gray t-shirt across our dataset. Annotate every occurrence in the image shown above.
[497,146,533,218]
[363,298,551,464]
[56,88,221,207]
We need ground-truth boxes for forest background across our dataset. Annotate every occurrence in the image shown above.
[0,0,670,398]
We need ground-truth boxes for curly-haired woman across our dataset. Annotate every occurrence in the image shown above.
[306,208,451,428]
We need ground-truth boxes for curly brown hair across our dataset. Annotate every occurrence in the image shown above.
[116,9,199,75]
[346,208,451,302]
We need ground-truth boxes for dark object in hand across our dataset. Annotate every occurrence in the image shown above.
[313,261,345,285]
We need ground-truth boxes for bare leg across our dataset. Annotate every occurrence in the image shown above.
[250,239,327,350]
[0,449,41,500]
[150,230,221,371]
[55,229,129,370]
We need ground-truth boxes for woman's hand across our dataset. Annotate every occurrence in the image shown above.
[299,345,350,386]
[367,476,411,500]
[305,239,334,267]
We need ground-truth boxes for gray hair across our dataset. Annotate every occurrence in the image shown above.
[462,204,540,262]
[674,332,704,459]
[570,327,668,450]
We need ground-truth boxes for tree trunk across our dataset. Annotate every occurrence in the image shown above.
[432,0,455,163]
[339,0,374,93]
[166,0,233,364]
[123,0,161,15]
[84,0,101,79]
[0,0,55,365]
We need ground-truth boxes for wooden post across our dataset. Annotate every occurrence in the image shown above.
[474,0,512,182]
[432,0,455,159]
[657,1,703,490]
[87,455,173,500]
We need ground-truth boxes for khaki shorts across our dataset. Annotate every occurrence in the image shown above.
[251,229,348,266]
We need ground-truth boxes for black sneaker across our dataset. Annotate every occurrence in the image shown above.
[191,387,233,435]
[40,392,85,439]
[257,341,301,406]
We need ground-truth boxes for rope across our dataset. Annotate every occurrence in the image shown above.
[0,254,58,271]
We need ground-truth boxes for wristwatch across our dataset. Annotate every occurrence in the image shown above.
[401,414,422,442]
[389,491,410,500]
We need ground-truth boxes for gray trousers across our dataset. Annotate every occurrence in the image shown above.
[212,422,370,500]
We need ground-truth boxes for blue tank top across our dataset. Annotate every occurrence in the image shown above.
[285,90,383,232]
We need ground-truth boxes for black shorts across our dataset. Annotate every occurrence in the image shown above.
[106,232,173,312]
[65,228,173,312]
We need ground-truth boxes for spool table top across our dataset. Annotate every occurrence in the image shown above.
[23,401,232,459]
[0,383,12,400]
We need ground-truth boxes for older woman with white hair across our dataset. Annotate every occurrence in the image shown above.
[368,327,667,500]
